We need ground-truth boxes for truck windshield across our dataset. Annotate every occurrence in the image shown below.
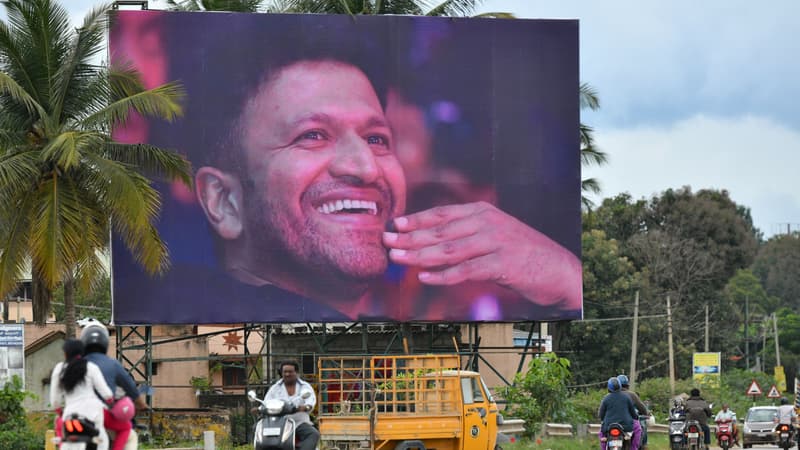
[461,377,484,404]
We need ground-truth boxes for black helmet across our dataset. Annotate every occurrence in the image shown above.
[607,377,621,393]
[80,323,109,353]
[781,397,790,405]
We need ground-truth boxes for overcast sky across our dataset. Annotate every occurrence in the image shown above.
[7,0,799,237]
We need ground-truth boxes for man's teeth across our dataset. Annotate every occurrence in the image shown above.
[317,199,378,215]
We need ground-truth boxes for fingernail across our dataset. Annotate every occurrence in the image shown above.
[383,232,398,243]
[395,217,408,228]
[418,272,431,280]
[390,249,406,258]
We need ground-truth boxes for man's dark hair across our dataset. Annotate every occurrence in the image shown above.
[153,13,392,175]
[278,360,300,376]
[690,388,701,397]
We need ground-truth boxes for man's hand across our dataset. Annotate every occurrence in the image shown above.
[134,395,149,411]
[383,201,581,309]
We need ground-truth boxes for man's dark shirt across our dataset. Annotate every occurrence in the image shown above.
[84,352,140,400]
[599,391,639,433]
[685,395,712,426]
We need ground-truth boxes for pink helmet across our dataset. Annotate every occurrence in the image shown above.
[111,397,136,421]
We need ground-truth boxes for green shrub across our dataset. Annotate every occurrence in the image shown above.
[0,376,43,450]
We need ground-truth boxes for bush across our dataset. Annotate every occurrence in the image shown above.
[0,376,43,450]
[504,353,574,437]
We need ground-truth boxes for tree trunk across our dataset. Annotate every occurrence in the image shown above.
[64,273,76,338]
[32,269,52,325]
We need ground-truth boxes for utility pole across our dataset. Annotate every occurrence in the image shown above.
[630,291,640,390]
[774,313,781,367]
[705,303,709,352]
[745,296,750,370]
[667,295,675,397]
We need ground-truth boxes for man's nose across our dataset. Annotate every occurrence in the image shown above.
[328,133,380,184]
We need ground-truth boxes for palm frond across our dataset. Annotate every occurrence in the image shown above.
[41,130,104,171]
[582,177,602,195]
[0,191,33,299]
[82,81,185,130]
[426,0,481,16]
[0,149,40,205]
[580,82,600,111]
[473,12,515,18]
[51,3,109,123]
[104,142,193,187]
[0,72,48,120]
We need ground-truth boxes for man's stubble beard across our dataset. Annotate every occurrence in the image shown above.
[243,188,390,298]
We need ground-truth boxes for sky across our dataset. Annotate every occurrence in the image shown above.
[7,0,800,237]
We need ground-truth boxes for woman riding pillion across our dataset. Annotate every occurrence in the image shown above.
[50,339,115,450]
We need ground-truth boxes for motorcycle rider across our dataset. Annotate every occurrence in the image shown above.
[81,322,149,450]
[775,397,797,439]
[714,403,739,447]
[264,360,319,450]
[618,374,648,450]
[598,377,638,450]
[686,388,712,447]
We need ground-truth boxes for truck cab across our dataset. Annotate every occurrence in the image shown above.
[317,355,500,450]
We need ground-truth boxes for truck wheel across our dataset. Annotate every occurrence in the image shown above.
[393,440,426,450]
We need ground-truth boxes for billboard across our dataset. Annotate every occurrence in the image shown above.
[693,352,721,387]
[110,11,581,324]
[0,324,24,388]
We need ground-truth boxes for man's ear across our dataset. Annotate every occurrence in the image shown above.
[195,167,244,240]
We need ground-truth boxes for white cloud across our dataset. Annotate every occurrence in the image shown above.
[585,114,800,236]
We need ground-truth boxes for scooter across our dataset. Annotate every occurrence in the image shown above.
[668,405,687,450]
[715,419,733,450]
[58,414,101,450]
[775,423,794,450]
[602,423,631,450]
[248,389,311,450]
[684,420,705,450]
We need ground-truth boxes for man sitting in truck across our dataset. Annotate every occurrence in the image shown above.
[265,360,319,450]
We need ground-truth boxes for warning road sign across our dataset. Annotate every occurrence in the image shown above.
[767,385,781,399]
[747,379,763,396]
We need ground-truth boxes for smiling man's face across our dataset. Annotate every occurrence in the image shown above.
[236,60,406,282]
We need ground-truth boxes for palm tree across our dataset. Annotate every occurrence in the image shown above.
[264,0,513,16]
[580,82,608,210]
[0,0,192,336]
[167,0,264,11]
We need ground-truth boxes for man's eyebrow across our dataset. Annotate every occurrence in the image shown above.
[286,113,390,129]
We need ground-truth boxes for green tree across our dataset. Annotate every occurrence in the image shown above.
[266,0,513,17]
[557,229,641,384]
[0,0,192,336]
[167,0,264,11]
[504,353,574,436]
[752,232,800,310]
[52,274,111,323]
[579,82,608,209]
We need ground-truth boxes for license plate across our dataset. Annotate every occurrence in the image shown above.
[672,436,683,442]
[262,427,281,436]
[688,432,699,438]
[782,433,789,437]
[609,439,622,447]
[61,443,87,450]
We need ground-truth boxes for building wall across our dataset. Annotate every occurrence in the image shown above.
[24,337,65,411]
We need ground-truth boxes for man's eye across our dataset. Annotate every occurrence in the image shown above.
[367,135,390,147]
[297,130,326,141]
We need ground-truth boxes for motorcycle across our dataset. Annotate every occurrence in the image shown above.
[775,423,794,450]
[58,414,101,450]
[715,419,734,450]
[684,420,705,450]
[602,423,631,450]
[668,406,687,450]
[248,389,312,450]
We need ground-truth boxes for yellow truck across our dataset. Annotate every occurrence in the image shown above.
[317,355,501,450]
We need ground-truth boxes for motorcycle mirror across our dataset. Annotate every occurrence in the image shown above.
[247,390,258,402]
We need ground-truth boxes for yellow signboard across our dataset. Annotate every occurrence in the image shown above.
[775,366,787,392]
[693,352,721,387]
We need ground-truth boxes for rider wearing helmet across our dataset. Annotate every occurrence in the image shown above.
[776,397,797,425]
[686,388,712,447]
[81,322,148,450]
[618,374,648,450]
[598,377,638,450]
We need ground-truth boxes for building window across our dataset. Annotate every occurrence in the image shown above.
[222,364,246,387]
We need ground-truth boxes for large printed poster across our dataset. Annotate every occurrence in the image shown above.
[0,324,24,388]
[110,12,582,324]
